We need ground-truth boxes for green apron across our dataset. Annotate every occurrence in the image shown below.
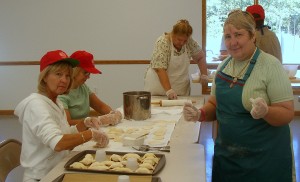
[212,49,293,182]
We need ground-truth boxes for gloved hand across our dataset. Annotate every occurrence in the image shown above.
[98,110,122,126]
[166,89,177,100]
[84,117,101,129]
[183,102,201,122]
[200,74,209,83]
[250,97,269,119]
[109,110,122,122]
[91,129,109,148]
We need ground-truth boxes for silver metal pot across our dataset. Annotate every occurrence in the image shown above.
[123,91,151,120]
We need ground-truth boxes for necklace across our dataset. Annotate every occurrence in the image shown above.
[230,59,251,88]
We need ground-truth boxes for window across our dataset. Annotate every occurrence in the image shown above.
[205,0,300,64]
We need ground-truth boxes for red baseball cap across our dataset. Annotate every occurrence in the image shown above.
[70,50,101,74]
[40,50,79,72]
[246,5,265,20]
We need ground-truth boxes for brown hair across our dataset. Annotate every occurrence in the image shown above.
[171,19,193,37]
[38,62,74,94]
[224,9,256,38]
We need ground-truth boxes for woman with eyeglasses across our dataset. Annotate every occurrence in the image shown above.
[144,19,208,99]
[58,50,122,127]
[183,10,294,181]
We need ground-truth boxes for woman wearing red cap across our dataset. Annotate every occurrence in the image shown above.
[58,50,122,127]
[183,10,294,181]
[246,4,282,63]
[14,50,109,182]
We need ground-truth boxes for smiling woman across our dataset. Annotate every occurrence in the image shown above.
[192,7,296,182]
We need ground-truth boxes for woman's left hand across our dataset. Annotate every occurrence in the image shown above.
[250,97,269,119]
[98,110,122,125]
[200,74,209,83]
[84,117,101,129]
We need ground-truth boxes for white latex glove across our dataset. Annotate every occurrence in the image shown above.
[183,102,201,122]
[98,110,122,126]
[200,74,209,83]
[91,129,109,148]
[84,117,101,129]
[250,97,269,119]
[109,110,123,122]
[166,89,178,100]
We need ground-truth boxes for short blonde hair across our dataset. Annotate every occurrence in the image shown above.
[224,9,256,38]
[72,66,82,78]
[171,19,193,37]
[38,62,74,94]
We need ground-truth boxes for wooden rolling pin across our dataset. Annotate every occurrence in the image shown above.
[151,99,196,107]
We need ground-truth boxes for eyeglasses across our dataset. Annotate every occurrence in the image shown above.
[83,71,90,77]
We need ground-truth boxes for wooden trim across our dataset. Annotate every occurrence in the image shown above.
[0,60,216,66]
[0,60,150,66]
[0,110,15,115]
[2,109,299,116]
[293,87,300,95]
[201,0,208,94]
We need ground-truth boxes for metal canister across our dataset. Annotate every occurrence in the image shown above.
[123,91,151,120]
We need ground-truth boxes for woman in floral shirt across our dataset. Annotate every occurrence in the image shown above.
[144,19,208,99]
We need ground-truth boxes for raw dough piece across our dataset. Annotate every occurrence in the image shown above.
[122,153,141,161]
[88,165,109,170]
[102,160,115,166]
[143,156,159,164]
[109,162,124,169]
[142,126,153,130]
[142,153,157,159]
[70,162,87,169]
[112,167,133,173]
[153,129,166,136]
[79,154,95,165]
[125,128,139,134]
[142,159,156,166]
[89,161,105,168]
[110,154,122,162]
[139,163,154,170]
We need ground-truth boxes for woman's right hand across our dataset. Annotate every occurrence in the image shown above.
[166,89,177,100]
[91,129,109,148]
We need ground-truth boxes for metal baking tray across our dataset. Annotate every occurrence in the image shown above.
[64,150,166,175]
[52,173,162,182]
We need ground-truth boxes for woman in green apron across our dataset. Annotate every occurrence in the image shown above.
[183,10,295,182]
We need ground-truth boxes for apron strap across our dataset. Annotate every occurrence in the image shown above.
[243,48,260,81]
